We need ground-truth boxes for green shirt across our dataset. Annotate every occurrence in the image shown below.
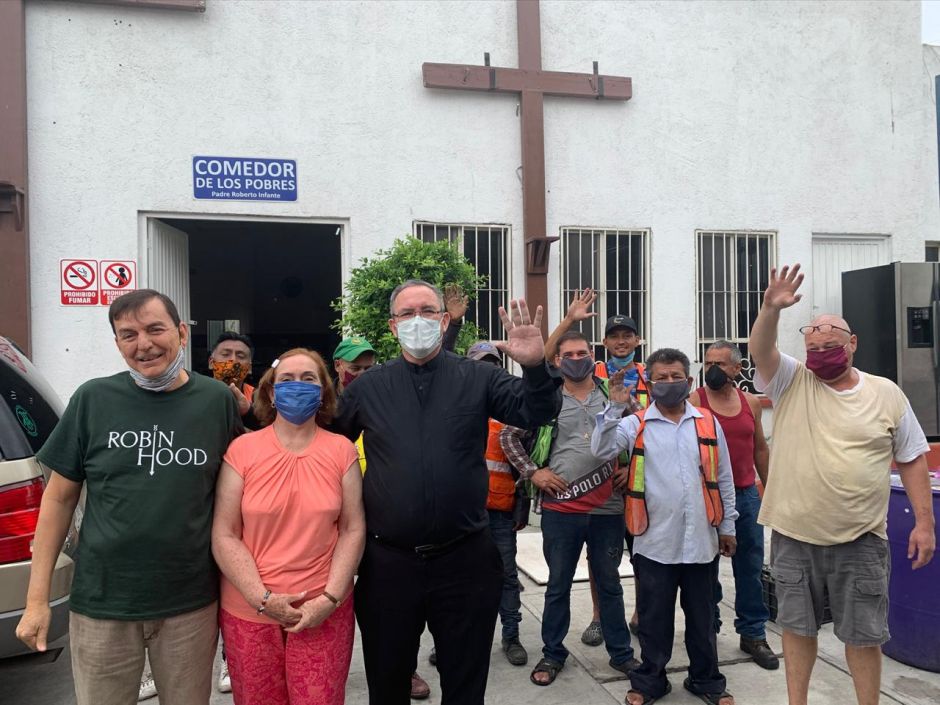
[37,371,241,620]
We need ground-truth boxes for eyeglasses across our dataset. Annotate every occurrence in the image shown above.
[799,324,853,336]
[391,307,443,321]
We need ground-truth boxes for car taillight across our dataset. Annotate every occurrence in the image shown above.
[0,478,44,565]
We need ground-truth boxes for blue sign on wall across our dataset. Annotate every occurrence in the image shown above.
[193,156,297,201]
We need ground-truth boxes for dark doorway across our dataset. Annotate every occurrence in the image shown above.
[164,218,342,380]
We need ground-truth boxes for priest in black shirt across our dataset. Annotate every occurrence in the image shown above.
[333,279,562,705]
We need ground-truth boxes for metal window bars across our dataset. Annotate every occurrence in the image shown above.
[695,230,776,392]
[560,227,649,363]
[413,221,510,341]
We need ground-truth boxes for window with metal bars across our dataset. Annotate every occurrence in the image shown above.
[696,230,776,392]
[560,227,649,362]
[413,222,510,341]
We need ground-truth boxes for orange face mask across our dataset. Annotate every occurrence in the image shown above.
[210,359,250,387]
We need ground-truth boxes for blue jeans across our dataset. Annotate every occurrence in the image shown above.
[488,510,523,640]
[715,485,769,639]
[541,511,633,665]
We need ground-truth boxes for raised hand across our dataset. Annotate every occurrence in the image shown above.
[565,288,598,322]
[443,283,469,321]
[764,264,804,311]
[607,368,636,405]
[494,299,545,367]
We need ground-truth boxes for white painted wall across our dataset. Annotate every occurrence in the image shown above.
[24,0,938,398]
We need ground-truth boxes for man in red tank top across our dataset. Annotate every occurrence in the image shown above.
[691,341,777,670]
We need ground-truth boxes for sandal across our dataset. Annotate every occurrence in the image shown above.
[683,677,734,705]
[529,657,564,686]
[625,681,671,705]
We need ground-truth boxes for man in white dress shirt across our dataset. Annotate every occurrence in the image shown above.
[592,347,738,705]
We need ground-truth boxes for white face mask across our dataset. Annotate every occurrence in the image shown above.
[396,316,443,359]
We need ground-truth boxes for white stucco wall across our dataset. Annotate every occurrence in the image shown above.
[24,0,938,398]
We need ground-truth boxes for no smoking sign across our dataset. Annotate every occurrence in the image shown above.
[60,259,99,305]
[99,260,137,305]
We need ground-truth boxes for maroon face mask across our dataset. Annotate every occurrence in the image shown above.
[341,369,359,388]
[805,345,849,380]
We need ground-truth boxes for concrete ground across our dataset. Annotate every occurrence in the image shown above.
[3,538,940,705]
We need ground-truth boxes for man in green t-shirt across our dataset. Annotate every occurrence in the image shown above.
[16,289,241,705]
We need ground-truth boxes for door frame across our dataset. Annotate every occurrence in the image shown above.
[137,211,351,294]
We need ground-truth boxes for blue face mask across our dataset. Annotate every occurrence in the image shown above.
[607,351,636,370]
[273,381,322,425]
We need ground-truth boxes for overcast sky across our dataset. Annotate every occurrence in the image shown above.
[926,0,940,44]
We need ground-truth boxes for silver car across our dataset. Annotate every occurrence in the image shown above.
[0,337,79,658]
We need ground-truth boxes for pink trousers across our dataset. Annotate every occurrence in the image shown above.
[220,599,354,705]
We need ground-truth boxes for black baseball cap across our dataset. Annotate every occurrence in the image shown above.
[604,315,638,336]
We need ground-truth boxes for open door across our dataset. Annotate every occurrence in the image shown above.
[146,219,192,368]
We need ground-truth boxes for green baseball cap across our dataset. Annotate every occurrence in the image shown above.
[333,337,376,361]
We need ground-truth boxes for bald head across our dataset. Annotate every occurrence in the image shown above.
[810,313,851,331]
[802,312,856,354]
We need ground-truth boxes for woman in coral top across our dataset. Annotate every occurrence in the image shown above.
[212,348,365,705]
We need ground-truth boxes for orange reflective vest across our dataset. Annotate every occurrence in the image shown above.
[625,408,724,536]
[485,419,516,512]
[594,361,649,408]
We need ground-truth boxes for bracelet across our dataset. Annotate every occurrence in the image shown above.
[321,590,341,607]
[257,589,272,615]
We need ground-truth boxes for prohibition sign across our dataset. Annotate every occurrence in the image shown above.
[61,259,99,306]
[65,261,95,289]
[99,260,137,305]
[104,263,132,288]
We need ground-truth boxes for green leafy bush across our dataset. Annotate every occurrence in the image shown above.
[333,237,486,361]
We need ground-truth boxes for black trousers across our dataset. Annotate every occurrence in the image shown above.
[630,554,726,698]
[355,530,503,705]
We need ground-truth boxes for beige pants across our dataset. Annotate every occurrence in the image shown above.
[69,601,218,705]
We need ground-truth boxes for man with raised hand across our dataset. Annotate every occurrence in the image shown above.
[333,279,561,705]
[749,264,935,705]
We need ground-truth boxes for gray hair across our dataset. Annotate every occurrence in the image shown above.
[706,340,743,365]
[389,279,445,314]
[645,348,691,377]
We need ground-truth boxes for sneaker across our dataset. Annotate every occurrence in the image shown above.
[740,636,780,670]
[609,657,641,675]
[580,620,603,646]
[217,659,232,693]
[501,637,528,666]
[410,671,430,700]
[428,647,437,666]
[138,673,157,701]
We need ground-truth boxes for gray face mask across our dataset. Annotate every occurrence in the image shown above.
[396,315,443,359]
[649,379,690,408]
[128,346,186,392]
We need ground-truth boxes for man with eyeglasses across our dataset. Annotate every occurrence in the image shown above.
[749,264,935,705]
[332,279,562,705]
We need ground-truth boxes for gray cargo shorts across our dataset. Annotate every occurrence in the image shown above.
[770,530,890,646]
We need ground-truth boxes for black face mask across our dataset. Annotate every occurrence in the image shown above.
[704,364,730,391]
[559,356,594,382]
[649,379,690,408]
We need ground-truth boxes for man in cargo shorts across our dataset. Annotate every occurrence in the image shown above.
[749,264,936,705]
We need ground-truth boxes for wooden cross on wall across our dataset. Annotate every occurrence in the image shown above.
[422,0,632,334]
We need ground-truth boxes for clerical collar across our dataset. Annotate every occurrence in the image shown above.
[404,348,444,373]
